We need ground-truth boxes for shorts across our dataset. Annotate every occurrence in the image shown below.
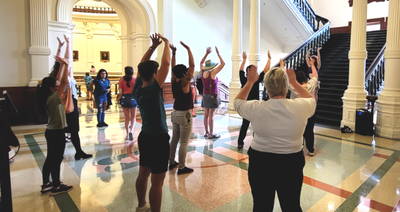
[138,131,170,174]
[201,94,220,109]
[120,94,137,108]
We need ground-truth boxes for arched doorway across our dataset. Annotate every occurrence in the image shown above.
[55,0,156,70]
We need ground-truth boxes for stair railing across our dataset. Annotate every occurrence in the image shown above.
[291,0,329,31]
[273,21,331,70]
[365,44,386,96]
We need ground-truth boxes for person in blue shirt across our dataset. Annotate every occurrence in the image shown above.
[89,69,110,127]
[84,72,93,100]
[132,33,170,212]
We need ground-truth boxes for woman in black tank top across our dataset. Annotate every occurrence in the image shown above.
[168,42,196,175]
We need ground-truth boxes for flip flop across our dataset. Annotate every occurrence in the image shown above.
[208,134,220,139]
[204,133,209,138]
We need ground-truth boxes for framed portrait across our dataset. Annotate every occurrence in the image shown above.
[100,51,110,62]
[73,50,79,61]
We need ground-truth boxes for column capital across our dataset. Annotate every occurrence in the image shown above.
[29,46,51,55]
[231,54,243,62]
[385,49,400,59]
[348,50,367,59]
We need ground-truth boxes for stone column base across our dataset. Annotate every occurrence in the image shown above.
[375,89,400,139]
[341,87,367,129]
[228,86,240,111]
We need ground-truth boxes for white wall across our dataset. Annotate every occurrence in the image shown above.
[0,0,31,86]
[312,0,389,28]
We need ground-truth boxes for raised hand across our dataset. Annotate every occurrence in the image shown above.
[242,51,247,60]
[206,47,212,54]
[215,46,220,55]
[63,34,70,43]
[150,34,162,47]
[155,33,169,43]
[169,44,177,53]
[280,59,285,69]
[268,50,271,59]
[180,41,190,49]
[317,47,322,51]
[55,56,68,65]
[286,68,296,83]
[247,65,259,84]
[57,37,65,47]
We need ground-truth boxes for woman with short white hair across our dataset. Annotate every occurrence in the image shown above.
[234,66,316,212]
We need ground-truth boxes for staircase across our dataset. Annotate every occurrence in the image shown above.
[306,30,387,126]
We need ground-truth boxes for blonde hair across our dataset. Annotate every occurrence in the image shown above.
[264,67,288,97]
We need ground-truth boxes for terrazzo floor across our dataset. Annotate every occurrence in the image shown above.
[7,98,400,212]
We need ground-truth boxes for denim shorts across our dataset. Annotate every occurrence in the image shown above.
[120,94,137,108]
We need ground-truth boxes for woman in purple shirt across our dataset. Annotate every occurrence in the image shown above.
[199,47,225,139]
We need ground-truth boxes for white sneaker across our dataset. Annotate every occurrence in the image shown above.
[136,202,151,212]
[308,152,315,156]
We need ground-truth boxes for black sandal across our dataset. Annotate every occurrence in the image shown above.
[208,134,220,139]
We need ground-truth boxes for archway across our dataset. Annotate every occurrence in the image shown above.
[55,0,156,70]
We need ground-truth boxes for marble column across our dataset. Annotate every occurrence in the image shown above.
[248,0,261,68]
[375,0,400,139]
[341,0,368,129]
[132,33,150,70]
[228,0,243,110]
[29,0,51,87]
[120,35,133,71]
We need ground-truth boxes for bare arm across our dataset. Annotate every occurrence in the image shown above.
[180,41,195,93]
[306,49,311,67]
[317,47,321,69]
[155,33,171,88]
[56,37,64,57]
[63,35,73,78]
[140,34,162,63]
[240,52,247,71]
[263,51,271,73]
[235,66,259,100]
[280,58,285,69]
[117,89,123,101]
[54,57,70,97]
[311,63,318,79]
[200,47,212,69]
[210,46,225,78]
[170,44,177,83]
[287,68,313,98]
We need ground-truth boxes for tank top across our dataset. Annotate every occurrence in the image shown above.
[172,80,194,111]
[201,72,218,95]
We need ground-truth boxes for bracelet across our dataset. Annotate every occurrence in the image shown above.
[172,52,176,55]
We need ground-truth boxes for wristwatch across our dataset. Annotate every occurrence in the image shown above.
[149,47,154,51]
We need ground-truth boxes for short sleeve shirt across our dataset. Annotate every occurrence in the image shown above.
[133,77,168,135]
[289,77,318,99]
[119,78,136,94]
[46,92,67,130]
[92,78,110,97]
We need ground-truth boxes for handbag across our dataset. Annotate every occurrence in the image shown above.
[210,95,221,106]
[209,73,221,106]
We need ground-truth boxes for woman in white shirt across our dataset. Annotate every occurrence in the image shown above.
[234,66,316,212]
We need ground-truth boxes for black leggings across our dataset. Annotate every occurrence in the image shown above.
[303,113,316,153]
[42,129,66,187]
[66,98,83,154]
